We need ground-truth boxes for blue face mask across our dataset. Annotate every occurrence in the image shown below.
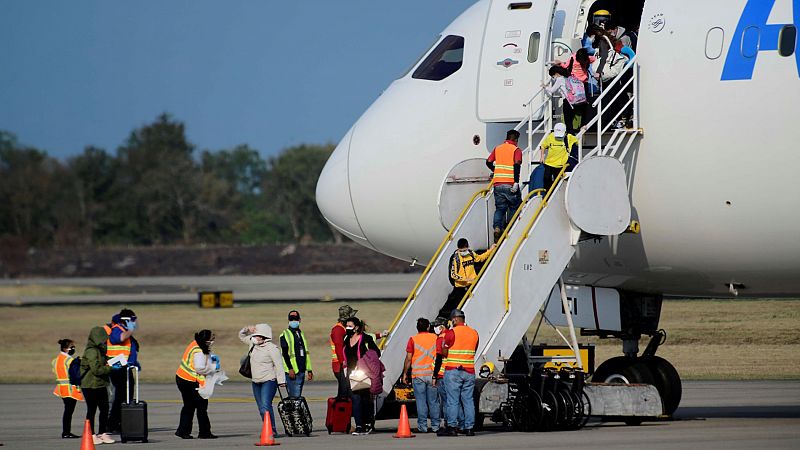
[289,321,300,329]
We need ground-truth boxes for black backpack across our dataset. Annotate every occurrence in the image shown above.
[67,357,86,386]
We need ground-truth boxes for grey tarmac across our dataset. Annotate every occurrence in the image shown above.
[1,381,798,449]
[0,274,419,305]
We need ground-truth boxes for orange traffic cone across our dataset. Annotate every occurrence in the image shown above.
[254,412,279,446]
[393,404,416,438]
[79,419,95,450]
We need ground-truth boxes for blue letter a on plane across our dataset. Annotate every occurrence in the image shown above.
[721,0,800,80]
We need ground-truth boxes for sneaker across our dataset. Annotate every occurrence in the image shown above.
[493,227,502,243]
[363,424,373,435]
[61,432,80,439]
[198,433,218,439]
[464,428,475,436]
[352,426,365,436]
[99,433,115,444]
[92,434,103,445]
[175,431,193,439]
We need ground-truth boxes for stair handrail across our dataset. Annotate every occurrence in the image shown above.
[379,183,492,349]
[579,57,639,160]
[456,187,546,311]
[503,164,569,311]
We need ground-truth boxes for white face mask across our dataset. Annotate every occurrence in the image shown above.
[459,250,470,257]
[434,326,444,335]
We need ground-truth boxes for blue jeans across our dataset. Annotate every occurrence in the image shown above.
[285,371,305,398]
[493,184,521,230]
[412,377,440,432]
[444,369,475,430]
[252,380,278,434]
[437,378,463,429]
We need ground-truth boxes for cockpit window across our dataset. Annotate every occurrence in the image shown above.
[412,35,465,81]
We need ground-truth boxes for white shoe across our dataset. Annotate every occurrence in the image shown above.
[99,433,116,444]
[93,434,104,445]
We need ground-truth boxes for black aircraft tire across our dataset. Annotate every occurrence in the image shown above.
[644,356,682,416]
[591,356,630,383]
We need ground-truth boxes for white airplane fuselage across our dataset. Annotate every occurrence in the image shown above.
[316,0,800,298]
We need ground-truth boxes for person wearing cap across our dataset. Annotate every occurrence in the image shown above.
[540,122,579,193]
[431,318,461,431]
[486,130,524,242]
[437,309,479,437]
[331,304,357,398]
[280,310,313,398]
[240,323,287,436]
[107,308,140,433]
[402,318,440,433]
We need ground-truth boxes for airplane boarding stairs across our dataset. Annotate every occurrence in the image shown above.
[377,154,639,417]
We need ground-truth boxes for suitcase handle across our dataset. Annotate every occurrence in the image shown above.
[277,383,289,401]
[126,366,139,404]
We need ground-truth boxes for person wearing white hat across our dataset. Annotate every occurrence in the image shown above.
[240,323,287,436]
[539,122,579,192]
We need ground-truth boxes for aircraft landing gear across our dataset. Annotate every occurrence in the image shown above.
[591,331,682,418]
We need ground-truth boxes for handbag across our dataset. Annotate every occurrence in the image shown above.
[348,367,372,391]
[239,345,254,378]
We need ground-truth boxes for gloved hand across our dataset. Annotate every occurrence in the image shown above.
[126,320,137,332]
[511,183,519,193]
[210,354,220,370]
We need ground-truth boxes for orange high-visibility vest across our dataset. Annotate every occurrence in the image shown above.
[52,353,84,400]
[410,332,437,378]
[103,324,112,335]
[330,323,344,363]
[443,325,479,370]
[492,143,517,185]
[106,323,131,359]
[175,341,206,387]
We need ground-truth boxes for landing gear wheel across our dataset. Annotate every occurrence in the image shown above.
[644,355,682,416]
[593,358,655,426]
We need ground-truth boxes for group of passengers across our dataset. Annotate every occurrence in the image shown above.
[545,9,639,136]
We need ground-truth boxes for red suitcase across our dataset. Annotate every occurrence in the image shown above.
[325,397,352,434]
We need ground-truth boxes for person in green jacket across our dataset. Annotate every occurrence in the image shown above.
[80,326,115,445]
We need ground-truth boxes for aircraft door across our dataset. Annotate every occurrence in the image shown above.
[477,0,558,122]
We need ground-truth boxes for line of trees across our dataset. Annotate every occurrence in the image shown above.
[0,113,340,249]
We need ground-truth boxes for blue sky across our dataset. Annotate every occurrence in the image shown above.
[1,1,474,159]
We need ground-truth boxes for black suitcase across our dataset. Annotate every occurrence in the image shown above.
[277,386,313,436]
[120,366,148,443]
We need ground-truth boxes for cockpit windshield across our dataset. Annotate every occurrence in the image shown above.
[412,35,464,81]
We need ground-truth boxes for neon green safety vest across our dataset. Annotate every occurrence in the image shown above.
[280,328,312,372]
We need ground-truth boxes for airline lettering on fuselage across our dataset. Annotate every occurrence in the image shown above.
[721,0,800,80]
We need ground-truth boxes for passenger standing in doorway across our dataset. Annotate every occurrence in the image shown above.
[540,123,579,192]
[240,323,287,437]
[486,130,523,242]
[280,310,313,397]
[441,238,495,320]
[331,305,357,398]
[53,339,83,439]
[437,309,479,437]
[402,318,440,433]
[80,326,115,445]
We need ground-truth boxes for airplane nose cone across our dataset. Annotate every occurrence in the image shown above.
[316,127,374,249]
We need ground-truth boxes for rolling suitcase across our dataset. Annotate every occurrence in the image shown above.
[277,386,313,436]
[120,366,148,443]
[325,397,352,434]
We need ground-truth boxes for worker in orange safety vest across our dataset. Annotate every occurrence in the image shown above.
[53,338,84,439]
[486,129,523,242]
[402,317,441,433]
